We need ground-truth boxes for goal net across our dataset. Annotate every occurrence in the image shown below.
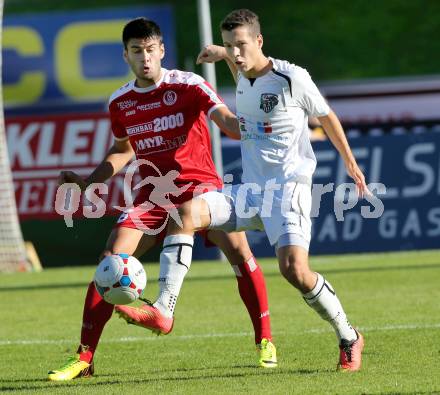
[0,0,32,272]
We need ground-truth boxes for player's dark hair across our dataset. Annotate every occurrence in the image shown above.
[122,18,163,48]
[220,9,261,35]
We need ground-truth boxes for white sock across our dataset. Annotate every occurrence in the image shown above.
[303,273,357,342]
[153,234,194,318]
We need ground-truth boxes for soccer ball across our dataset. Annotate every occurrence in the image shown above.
[94,253,147,305]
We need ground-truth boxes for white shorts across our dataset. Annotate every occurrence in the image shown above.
[197,182,312,250]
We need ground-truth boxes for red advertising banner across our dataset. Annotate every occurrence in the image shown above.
[6,112,129,219]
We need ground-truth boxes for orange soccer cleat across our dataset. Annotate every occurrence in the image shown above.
[337,331,364,372]
[115,302,174,335]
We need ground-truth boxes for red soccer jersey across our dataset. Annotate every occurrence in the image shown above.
[108,69,225,204]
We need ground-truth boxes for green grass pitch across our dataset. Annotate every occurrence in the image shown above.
[1,250,439,394]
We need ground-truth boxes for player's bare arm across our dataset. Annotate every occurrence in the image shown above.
[197,44,238,83]
[58,138,134,191]
[318,110,370,198]
[210,106,240,140]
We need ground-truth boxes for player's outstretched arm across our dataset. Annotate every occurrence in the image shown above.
[197,44,238,83]
[318,110,370,198]
[210,106,240,140]
[58,139,134,191]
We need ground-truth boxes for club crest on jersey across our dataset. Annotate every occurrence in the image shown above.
[163,90,177,106]
[260,93,278,113]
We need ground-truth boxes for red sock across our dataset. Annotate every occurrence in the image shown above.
[77,281,114,363]
[234,256,272,344]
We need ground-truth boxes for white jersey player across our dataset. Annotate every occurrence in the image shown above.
[237,57,329,188]
[162,9,368,371]
[222,57,333,250]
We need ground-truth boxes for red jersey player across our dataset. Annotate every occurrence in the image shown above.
[48,18,276,381]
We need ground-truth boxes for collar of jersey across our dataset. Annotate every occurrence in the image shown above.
[132,68,166,93]
[239,57,276,80]
[268,56,277,71]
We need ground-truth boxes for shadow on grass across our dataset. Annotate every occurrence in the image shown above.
[363,392,440,395]
[0,378,48,384]
[0,367,322,391]
[97,365,324,376]
[1,262,439,293]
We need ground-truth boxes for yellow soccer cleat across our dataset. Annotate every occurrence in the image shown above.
[48,354,94,381]
[257,338,278,368]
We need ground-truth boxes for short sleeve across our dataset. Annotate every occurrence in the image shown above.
[291,66,330,117]
[109,103,128,141]
[194,80,226,118]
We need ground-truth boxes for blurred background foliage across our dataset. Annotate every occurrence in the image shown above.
[5,0,440,84]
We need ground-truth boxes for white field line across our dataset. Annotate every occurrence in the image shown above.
[1,322,440,347]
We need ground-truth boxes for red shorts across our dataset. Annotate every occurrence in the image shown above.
[114,190,214,246]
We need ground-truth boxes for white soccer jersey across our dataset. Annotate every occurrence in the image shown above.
[236,57,330,188]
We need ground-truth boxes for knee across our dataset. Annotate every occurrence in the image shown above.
[278,255,310,291]
[98,249,112,263]
[169,202,195,231]
[171,199,209,233]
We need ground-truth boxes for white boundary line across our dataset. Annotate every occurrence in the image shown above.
[1,322,439,347]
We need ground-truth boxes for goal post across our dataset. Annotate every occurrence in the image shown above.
[0,0,38,273]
